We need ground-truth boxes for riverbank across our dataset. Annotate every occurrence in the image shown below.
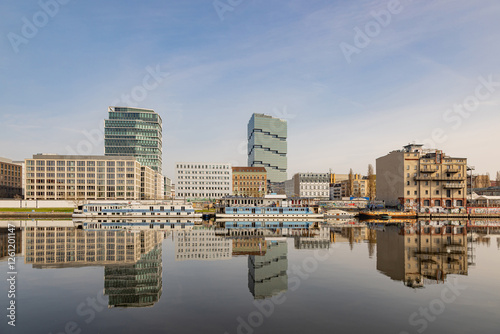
[0,208,73,219]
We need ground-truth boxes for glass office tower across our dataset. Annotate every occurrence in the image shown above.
[105,107,162,174]
[247,113,287,183]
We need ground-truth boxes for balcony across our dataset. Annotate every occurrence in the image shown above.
[414,175,465,181]
[443,183,464,189]
[445,167,461,173]
[420,167,438,173]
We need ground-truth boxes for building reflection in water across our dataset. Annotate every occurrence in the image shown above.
[232,237,267,257]
[376,222,469,288]
[248,238,288,299]
[0,227,23,261]
[104,245,162,308]
[175,229,232,261]
[22,226,163,307]
[294,227,330,250]
[330,225,377,256]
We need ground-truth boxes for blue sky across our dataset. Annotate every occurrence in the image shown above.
[1,0,499,179]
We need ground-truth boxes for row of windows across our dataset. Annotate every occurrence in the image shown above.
[234,181,265,186]
[29,173,136,179]
[233,175,265,180]
[27,160,135,167]
[177,193,231,197]
[26,192,139,198]
[0,169,20,176]
[407,190,462,195]
[176,164,230,170]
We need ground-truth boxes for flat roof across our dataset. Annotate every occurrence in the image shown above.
[232,167,267,172]
[31,154,137,160]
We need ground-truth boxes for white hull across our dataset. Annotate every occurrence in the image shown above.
[216,213,324,219]
[72,212,201,218]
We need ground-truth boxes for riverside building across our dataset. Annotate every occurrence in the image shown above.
[247,113,287,183]
[376,144,467,211]
[24,154,162,201]
[105,107,163,174]
[175,162,232,200]
[286,173,330,198]
[232,166,267,197]
[0,157,23,198]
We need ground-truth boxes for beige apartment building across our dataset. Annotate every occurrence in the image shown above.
[376,144,467,211]
[24,154,162,201]
[340,175,368,198]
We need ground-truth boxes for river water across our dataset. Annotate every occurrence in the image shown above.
[1,219,499,334]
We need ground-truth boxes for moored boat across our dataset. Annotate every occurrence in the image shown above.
[73,202,201,219]
[216,206,324,220]
[358,211,416,220]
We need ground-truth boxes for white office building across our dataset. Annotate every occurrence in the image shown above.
[288,173,330,198]
[175,162,232,200]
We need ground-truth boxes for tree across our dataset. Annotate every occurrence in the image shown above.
[348,168,354,197]
[367,164,376,201]
[474,174,491,188]
[496,171,500,186]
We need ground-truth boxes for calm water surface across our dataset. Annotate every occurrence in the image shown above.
[1,220,499,334]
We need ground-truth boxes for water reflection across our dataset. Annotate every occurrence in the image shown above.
[104,245,162,308]
[248,238,288,299]
[175,229,232,261]
[0,227,23,261]
[22,225,163,307]
[2,219,499,307]
[376,223,469,288]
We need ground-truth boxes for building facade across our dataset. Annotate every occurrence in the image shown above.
[376,144,467,211]
[340,175,368,198]
[105,106,163,174]
[175,162,232,200]
[164,176,172,199]
[247,113,287,183]
[288,173,330,198]
[232,166,267,197]
[0,157,23,198]
[24,154,161,201]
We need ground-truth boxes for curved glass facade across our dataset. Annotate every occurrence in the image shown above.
[105,107,162,174]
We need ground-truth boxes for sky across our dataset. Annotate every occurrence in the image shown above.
[1,0,499,179]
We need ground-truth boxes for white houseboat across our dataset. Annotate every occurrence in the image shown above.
[73,202,201,219]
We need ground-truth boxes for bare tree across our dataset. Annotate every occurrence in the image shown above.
[348,168,354,197]
[367,164,376,201]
